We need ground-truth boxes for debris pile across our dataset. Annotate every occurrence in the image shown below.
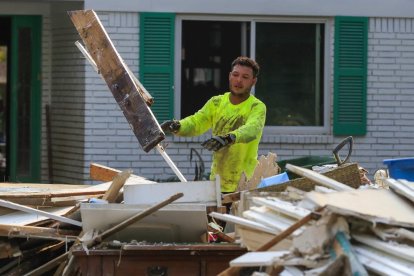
[211,162,414,276]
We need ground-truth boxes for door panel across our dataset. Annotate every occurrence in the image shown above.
[9,16,41,182]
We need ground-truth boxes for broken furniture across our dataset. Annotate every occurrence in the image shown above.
[72,243,246,276]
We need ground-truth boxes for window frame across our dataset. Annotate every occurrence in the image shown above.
[174,15,332,135]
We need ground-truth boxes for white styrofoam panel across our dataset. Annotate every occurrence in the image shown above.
[80,203,207,243]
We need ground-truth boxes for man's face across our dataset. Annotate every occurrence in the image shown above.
[229,65,257,97]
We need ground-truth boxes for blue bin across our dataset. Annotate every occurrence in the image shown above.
[258,172,290,188]
[383,157,414,181]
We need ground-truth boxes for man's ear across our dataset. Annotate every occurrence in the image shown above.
[252,77,257,85]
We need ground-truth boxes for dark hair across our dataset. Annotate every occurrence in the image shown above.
[231,56,260,77]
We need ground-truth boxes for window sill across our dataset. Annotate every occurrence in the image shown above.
[167,134,333,144]
[261,134,334,144]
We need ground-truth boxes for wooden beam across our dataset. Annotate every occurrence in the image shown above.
[68,10,164,152]
[102,170,131,203]
[0,224,78,241]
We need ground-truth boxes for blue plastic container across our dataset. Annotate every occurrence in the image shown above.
[258,172,290,188]
[383,157,414,181]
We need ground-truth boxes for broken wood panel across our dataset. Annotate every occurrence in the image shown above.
[68,10,164,152]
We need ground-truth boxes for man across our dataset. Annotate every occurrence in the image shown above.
[161,56,266,193]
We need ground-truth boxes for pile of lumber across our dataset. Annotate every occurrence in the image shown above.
[0,163,163,275]
[211,164,414,275]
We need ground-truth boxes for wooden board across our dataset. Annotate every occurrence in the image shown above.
[68,10,164,152]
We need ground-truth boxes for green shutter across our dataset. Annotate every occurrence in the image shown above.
[333,16,368,136]
[139,13,175,122]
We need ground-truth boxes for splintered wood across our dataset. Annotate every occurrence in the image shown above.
[237,152,280,191]
[68,10,164,152]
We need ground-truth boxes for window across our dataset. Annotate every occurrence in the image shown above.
[255,23,324,127]
[180,20,249,117]
[178,17,327,133]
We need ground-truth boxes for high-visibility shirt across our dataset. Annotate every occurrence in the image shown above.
[177,92,266,192]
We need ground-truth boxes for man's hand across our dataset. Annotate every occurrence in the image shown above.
[201,134,236,151]
[160,120,181,134]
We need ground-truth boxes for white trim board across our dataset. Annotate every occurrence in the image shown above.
[124,179,221,206]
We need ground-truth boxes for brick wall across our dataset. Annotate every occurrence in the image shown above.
[48,2,87,184]
[80,14,414,183]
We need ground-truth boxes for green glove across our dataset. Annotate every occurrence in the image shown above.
[160,120,181,134]
[201,134,236,151]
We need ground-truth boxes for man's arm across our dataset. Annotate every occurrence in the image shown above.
[231,101,266,144]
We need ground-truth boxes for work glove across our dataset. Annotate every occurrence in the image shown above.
[201,134,236,151]
[160,120,181,134]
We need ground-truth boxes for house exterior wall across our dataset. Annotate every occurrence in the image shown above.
[78,11,414,183]
[4,1,414,184]
[49,1,87,183]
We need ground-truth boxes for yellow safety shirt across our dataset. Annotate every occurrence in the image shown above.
[177,92,266,192]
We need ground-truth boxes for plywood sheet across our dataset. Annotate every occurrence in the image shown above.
[80,203,208,243]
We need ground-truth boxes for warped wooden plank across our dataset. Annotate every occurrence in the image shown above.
[89,163,152,183]
[0,199,82,227]
[68,10,164,152]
